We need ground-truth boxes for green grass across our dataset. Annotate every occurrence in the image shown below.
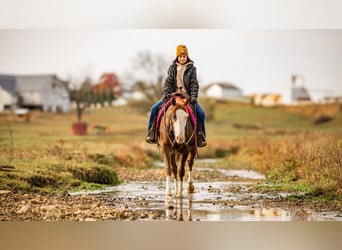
[211,102,341,133]
[0,101,341,196]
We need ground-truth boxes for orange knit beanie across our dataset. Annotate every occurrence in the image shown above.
[176,44,188,57]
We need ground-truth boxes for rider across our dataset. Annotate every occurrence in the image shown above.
[145,44,207,147]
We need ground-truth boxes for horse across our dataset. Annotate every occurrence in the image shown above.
[157,92,197,197]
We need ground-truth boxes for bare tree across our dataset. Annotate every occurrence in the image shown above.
[130,50,168,104]
[61,74,94,123]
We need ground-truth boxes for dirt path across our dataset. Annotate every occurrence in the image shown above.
[1,165,341,221]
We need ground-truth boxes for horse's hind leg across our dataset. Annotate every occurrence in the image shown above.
[162,146,173,197]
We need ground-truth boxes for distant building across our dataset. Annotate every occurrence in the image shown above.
[0,85,13,112]
[253,94,282,107]
[201,82,243,99]
[282,75,312,105]
[0,74,70,112]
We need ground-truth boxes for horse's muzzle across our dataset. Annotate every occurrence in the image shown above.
[176,135,186,144]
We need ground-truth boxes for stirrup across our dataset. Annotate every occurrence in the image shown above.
[198,140,207,147]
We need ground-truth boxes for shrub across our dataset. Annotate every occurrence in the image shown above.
[314,115,333,125]
[215,145,240,158]
[253,133,342,195]
[88,153,116,166]
[27,175,56,188]
[70,165,120,185]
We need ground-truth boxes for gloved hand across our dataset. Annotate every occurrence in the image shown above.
[190,97,197,105]
[163,94,170,103]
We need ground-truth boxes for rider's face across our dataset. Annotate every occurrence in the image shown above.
[177,55,187,64]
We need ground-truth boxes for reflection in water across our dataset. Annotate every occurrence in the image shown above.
[69,181,342,221]
[163,197,341,221]
[197,168,266,180]
[253,208,286,218]
[165,196,193,221]
[251,208,317,221]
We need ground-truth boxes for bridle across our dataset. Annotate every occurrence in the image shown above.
[163,101,196,149]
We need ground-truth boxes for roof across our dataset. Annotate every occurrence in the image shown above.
[16,75,56,92]
[0,74,64,94]
[202,82,241,91]
[0,75,16,94]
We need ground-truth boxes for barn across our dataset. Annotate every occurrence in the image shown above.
[0,74,70,112]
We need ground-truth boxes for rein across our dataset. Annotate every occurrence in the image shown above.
[163,106,175,148]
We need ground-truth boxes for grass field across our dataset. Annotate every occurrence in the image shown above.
[0,101,341,197]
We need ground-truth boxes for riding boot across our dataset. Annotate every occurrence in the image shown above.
[196,121,207,147]
[146,124,157,144]
[197,130,207,147]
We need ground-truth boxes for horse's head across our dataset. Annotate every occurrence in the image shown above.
[170,97,189,144]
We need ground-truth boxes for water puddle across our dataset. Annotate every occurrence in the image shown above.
[70,159,341,221]
[70,181,342,221]
[198,168,266,180]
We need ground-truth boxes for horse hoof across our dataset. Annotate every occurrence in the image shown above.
[187,183,195,194]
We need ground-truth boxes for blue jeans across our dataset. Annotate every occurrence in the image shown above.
[147,99,206,136]
[147,99,163,131]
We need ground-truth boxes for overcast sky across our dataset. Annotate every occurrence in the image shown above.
[0,1,342,99]
[1,29,341,98]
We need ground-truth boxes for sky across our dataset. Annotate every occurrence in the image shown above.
[1,29,341,99]
[1,0,342,29]
[0,1,342,100]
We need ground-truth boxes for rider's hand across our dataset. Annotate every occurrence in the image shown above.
[190,97,197,105]
[163,94,170,103]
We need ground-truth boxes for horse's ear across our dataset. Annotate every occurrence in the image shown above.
[172,98,176,106]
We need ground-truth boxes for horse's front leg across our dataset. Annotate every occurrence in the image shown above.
[176,179,183,198]
[171,153,178,196]
[162,145,173,197]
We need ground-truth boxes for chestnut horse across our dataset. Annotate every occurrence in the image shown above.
[158,93,197,197]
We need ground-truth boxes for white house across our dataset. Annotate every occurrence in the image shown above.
[201,82,243,99]
[0,74,70,112]
[0,85,13,112]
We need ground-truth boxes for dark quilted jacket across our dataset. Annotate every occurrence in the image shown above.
[162,62,199,103]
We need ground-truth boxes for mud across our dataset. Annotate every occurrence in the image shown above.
[1,163,341,221]
[69,179,342,221]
